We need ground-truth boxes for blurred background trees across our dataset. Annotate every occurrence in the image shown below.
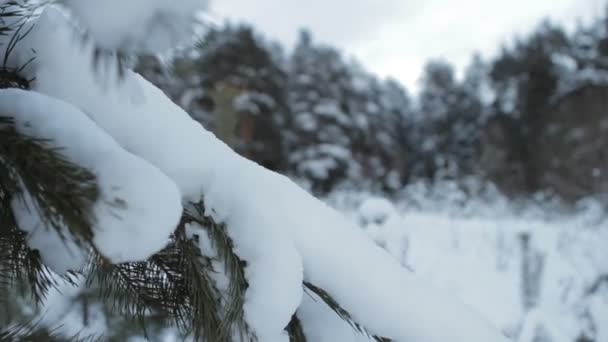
[137,7,608,203]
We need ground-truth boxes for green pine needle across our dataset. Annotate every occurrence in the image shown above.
[182,201,257,342]
[84,199,257,342]
[0,194,76,304]
[304,282,391,342]
[0,315,103,342]
[0,116,99,245]
[0,322,63,342]
[0,320,102,342]
[286,314,307,342]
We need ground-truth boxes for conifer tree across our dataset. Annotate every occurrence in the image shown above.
[194,24,289,171]
[417,59,484,180]
[489,22,570,192]
[344,64,414,192]
[286,30,357,193]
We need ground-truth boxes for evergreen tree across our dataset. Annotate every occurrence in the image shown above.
[345,64,414,192]
[375,78,415,190]
[563,5,608,90]
[416,59,484,180]
[194,24,289,171]
[489,21,570,192]
[286,30,357,193]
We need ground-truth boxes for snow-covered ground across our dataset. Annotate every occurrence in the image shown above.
[37,184,608,342]
[328,184,608,342]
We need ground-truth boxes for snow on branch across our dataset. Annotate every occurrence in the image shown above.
[0,89,182,268]
[1,3,511,341]
[61,0,208,53]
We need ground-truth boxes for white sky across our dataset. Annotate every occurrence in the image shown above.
[210,0,606,91]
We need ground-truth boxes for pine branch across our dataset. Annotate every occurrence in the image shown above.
[586,274,608,296]
[0,68,30,89]
[0,111,95,307]
[0,166,17,290]
[0,189,77,304]
[286,314,307,342]
[303,282,391,342]
[168,227,225,341]
[1,226,60,304]
[91,47,131,81]
[1,1,37,72]
[0,21,92,305]
[0,322,63,342]
[0,320,102,342]
[86,257,167,337]
[0,116,99,245]
[85,200,256,342]
[183,201,256,342]
[86,239,211,339]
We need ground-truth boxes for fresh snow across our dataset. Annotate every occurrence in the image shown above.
[40,186,608,341]
[41,278,108,337]
[330,187,608,342]
[11,191,89,274]
[14,8,303,341]
[61,0,208,53]
[358,196,397,226]
[0,89,182,266]
[2,3,513,341]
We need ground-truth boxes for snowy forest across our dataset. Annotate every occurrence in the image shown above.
[137,8,608,201]
[0,1,607,342]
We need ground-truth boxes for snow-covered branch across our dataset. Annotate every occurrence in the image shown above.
[0,2,510,341]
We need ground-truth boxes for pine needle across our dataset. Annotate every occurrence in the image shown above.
[84,199,258,342]
[182,201,257,342]
[0,322,103,342]
[0,116,99,245]
[286,314,307,342]
[0,195,75,304]
[303,282,391,342]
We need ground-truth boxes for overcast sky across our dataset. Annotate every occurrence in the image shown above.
[210,0,605,91]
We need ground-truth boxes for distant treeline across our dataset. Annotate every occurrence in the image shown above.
[136,7,608,201]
